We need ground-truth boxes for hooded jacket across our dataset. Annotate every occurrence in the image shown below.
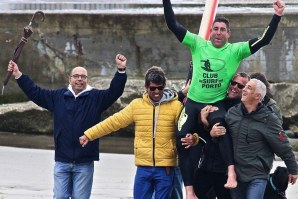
[265,98,283,123]
[85,89,182,167]
[17,72,127,163]
[226,103,298,182]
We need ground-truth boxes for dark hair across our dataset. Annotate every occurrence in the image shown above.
[234,72,251,81]
[213,16,230,31]
[145,66,166,87]
[250,72,273,101]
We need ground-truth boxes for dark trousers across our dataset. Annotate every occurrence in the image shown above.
[177,98,234,185]
[194,169,232,199]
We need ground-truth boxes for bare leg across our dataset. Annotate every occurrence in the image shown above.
[185,185,198,199]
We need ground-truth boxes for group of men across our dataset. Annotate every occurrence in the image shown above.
[7,0,298,198]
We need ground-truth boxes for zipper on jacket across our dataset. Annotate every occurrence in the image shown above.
[72,97,78,163]
[152,102,161,166]
[152,105,156,166]
[234,117,244,161]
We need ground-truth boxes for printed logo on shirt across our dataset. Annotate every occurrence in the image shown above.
[199,58,225,89]
[201,58,225,72]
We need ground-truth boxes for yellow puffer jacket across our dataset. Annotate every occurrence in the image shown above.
[85,89,182,167]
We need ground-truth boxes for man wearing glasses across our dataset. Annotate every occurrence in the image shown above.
[179,72,250,199]
[163,0,285,197]
[79,66,183,199]
[187,73,251,199]
[7,54,127,199]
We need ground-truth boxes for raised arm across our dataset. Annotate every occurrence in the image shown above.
[249,0,285,54]
[115,53,127,72]
[8,60,55,111]
[99,54,127,111]
[162,0,187,42]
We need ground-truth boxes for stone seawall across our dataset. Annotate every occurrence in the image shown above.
[1,78,298,158]
[1,78,298,136]
[0,10,298,103]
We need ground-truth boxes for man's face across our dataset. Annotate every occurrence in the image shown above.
[69,67,88,94]
[227,76,249,99]
[241,80,259,104]
[210,22,231,48]
[146,82,164,102]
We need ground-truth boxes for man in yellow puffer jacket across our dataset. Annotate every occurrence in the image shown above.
[79,66,182,199]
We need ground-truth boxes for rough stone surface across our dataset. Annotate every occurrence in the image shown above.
[0,79,297,135]
[0,12,298,104]
[0,101,52,134]
[1,79,298,158]
[1,7,298,150]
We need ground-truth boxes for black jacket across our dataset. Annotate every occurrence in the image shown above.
[17,72,127,163]
[226,103,298,182]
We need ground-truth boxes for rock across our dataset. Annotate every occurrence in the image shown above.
[0,101,52,134]
[0,78,183,136]
[289,138,298,152]
[285,130,296,139]
[271,83,298,137]
[1,79,298,156]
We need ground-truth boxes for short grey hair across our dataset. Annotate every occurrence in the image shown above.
[251,78,266,102]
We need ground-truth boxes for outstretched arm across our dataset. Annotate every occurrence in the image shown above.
[249,0,285,54]
[162,0,187,42]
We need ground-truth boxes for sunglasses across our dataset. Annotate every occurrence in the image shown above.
[230,80,245,89]
[149,86,164,91]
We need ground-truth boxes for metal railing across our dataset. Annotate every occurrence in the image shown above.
[0,0,296,13]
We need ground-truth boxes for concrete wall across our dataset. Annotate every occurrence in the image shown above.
[0,12,297,101]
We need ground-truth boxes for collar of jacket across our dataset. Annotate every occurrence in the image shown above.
[144,89,178,105]
[66,84,93,98]
[240,102,265,115]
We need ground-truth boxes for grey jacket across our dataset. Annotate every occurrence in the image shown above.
[225,103,298,182]
[266,98,283,123]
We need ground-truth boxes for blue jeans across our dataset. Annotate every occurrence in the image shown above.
[134,166,174,199]
[230,178,267,199]
[53,161,94,199]
[152,167,183,199]
[170,167,183,199]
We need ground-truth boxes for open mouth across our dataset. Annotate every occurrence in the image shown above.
[231,89,237,93]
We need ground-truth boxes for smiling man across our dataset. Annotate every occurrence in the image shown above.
[7,54,127,199]
[225,79,298,199]
[227,73,250,100]
[80,66,183,199]
[162,0,286,197]
[69,66,89,95]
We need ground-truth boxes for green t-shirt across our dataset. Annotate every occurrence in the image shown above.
[183,31,251,103]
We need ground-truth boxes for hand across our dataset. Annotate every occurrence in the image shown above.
[288,174,298,185]
[200,105,219,127]
[181,133,195,149]
[79,135,89,147]
[8,60,22,78]
[115,54,127,70]
[210,123,226,138]
[273,0,285,16]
